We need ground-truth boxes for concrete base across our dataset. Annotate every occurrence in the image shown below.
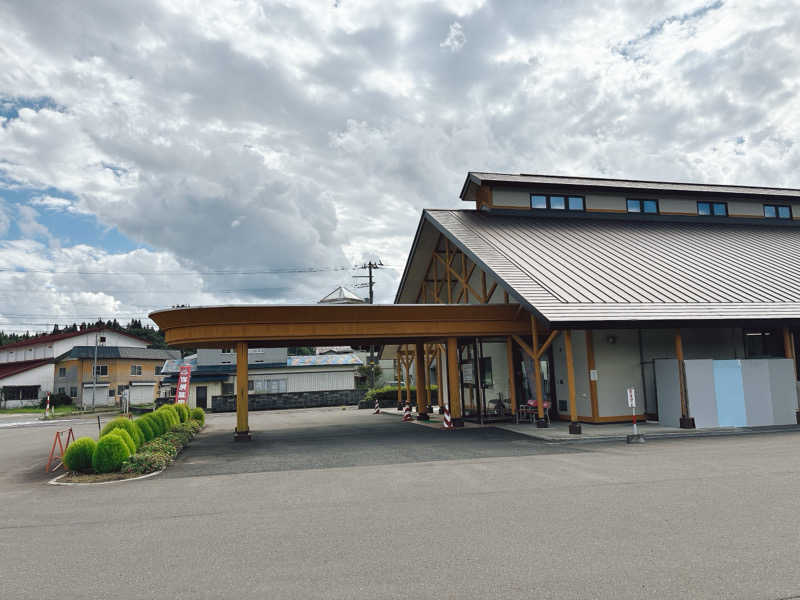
[626,434,646,444]
[416,413,430,421]
[536,419,549,428]
[680,417,696,429]
[451,418,465,428]
[568,421,582,435]
[796,410,800,425]
[234,430,251,441]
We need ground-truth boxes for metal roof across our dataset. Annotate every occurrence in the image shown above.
[461,172,800,200]
[287,354,363,367]
[61,347,180,361]
[318,286,365,304]
[425,209,800,324]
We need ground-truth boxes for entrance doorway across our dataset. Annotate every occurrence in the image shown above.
[458,337,516,424]
[196,386,207,410]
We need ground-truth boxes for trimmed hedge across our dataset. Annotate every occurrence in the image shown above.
[360,385,439,409]
[190,407,205,426]
[135,417,154,442]
[100,418,143,450]
[174,403,189,423]
[63,437,96,472]
[92,434,130,473]
[121,420,202,476]
[159,405,180,428]
[152,410,172,434]
[142,413,164,437]
[106,428,136,456]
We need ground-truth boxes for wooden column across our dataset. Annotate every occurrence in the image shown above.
[396,357,402,409]
[446,337,463,426]
[586,330,599,421]
[234,342,251,441]
[403,345,412,406]
[436,346,444,411]
[564,330,581,434]
[675,330,694,428]
[531,316,547,426]
[505,337,517,417]
[782,329,799,422]
[414,342,429,420]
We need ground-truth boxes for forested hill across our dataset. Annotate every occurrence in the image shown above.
[0,319,168,349]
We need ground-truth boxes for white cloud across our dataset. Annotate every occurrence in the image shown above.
[440,22,465,52]
[0,0,798,333]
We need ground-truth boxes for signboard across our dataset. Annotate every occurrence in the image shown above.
[175,365,192,404]
[626,387,636,408]
[589,369,598,381]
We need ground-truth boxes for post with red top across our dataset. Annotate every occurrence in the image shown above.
[626,386,645,444]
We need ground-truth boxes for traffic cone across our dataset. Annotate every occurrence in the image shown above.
[402,403,413,422]
[373,399,381,414]
[442,406,453,429]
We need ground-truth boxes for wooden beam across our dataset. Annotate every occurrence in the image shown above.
[486,282,497,303]
[675,330,688,424]
[415,341,429,418]
[481,271,487,303]
[506,337,517,416]
[396,356,402,408]
[445,239,452,303]
[446,336,461,421]
[531,316,545,422]
[234,341,250,440]
[586,330,599,420]
[564,330,578,426]
[504,290,509,304]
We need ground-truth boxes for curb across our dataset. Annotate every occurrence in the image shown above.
[48,469,165,486]
[520,425,800,444]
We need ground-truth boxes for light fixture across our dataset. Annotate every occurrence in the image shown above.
[606,335,616,344]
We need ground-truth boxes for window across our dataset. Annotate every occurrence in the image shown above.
[221,348,233,354]
[58,387,65,394]
[108,389,114,398]
[248,379,254,391]
[130,365,142,376]
[155,365,162,375]
[99,336,106,343]
[530,194,584,211]
[95,365,108,376]
[58,367,66,377]
[250,348,265,354]
[764,204,792,219]
[627,199,659,214]
[698,201,727,216]
[117,385,126,395]
[222,382,234,395]
[70,387,77,398]
[744,329,784,358]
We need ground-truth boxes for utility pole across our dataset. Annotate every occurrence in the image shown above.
[91,332,98,412]
[354,260,383,389]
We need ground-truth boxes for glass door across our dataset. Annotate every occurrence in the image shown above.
[459,341,481,421]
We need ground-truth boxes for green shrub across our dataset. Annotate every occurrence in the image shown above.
[62,437,96,473]
[152,409,173,433]
[40,392,72,408]
[159,404,180,428]
[105,428,136,455]
[142,413,163,437]
[360,385,439,409]
[92,434,130,473]
[121,451,171,475]
[190,407,205,426]
[135,417,154,442]
[174,403,189,423]
[100,418,143,450]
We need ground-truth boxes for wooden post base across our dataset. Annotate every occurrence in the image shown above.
[536,419,549,428]
[234,430,252,441]
[568,421,582,435]
[679,417,696,429]
[416,413,430,421]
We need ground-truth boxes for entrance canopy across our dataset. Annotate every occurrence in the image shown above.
[149,303,531,349]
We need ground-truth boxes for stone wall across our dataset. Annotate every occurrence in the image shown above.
[211,389,365,412]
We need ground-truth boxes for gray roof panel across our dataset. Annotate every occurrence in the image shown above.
[425,210,800,324]
[462,172,800,200]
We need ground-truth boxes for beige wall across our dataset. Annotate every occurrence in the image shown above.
[492,187,530,208]
[586,194,625,212]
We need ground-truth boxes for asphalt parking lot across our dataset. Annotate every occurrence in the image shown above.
[2,407,800,600]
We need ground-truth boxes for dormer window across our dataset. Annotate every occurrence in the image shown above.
[626,199,659,214]
[698,201,728,217]
[530,194,584,211]
[764,204,791,219]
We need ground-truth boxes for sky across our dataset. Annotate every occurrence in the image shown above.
[0,0,799,333]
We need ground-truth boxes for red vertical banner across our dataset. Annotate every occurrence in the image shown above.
[175,365,192,404]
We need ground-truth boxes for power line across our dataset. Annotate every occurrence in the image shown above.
[0,265,355,275]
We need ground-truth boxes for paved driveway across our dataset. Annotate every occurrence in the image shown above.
[2,407,800,600]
